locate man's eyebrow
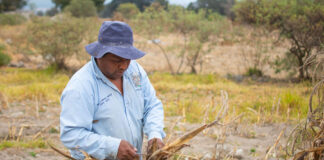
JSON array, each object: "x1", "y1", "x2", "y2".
[
  {"x1": 111, "y1": 57, "x2": 126, "y2": 61},
  {"x1": 111, "y1": 56, "x2": 129, "y2": 61}
]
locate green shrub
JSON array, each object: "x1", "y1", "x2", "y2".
[
  {"x1": 0, "y1": 45, "x2": 11, "y2": 67},
  {"x1": 115, "y1": 3, "x2": 140, "y2": 20},
  {"x1": 29, "y1": 152, "x2": 37, "y2": 157},
  {"x1": 27, "y1": 15, "x2": 95, "y2": 70},
  {"x1": 45, "y1": 7, "x2": 59, "y2": 17},
  {"x1": 0, "y1": 0, "x2": 27, "y2": 12},
  {"x1": 64, "y1": 0, "x2": 97, "y2": 18},
  {"x1": 132, "y1": 5, "x2": 225, "y2": 74},
  {"x1": 167, "y1": 8, "x2": 223, "y2": 74},
  {"x1": 246, "y1": 67, "x2": 263, "y2": 77},
  {"x1": 234, "y1": 0, "x2": 324, "y2": 80},
  {"x1": 0, "y1": 53, "x2": 10, "y2": 66},
  {"x1": 132, "y1": 3, "x2": 168, "y2": 39},
  {"x1": 279, "y1": 91, "x2": 308, "y2": 119},
  {"x1": 281, "y1": 91, "x2": 304, "y2": 109},
  {"x1": 0, "y1": 13, "x2": 26, "y2": 25}
]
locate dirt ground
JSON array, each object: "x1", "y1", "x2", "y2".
[
  {"x1": 0, "y1": 100, "x2": 294, "y2": 160},
  {"x1": 134, "y1": 34, "x2": 289, "y2": 79}
]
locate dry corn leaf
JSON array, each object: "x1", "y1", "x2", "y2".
[{"x1": 149, "y1": 120, "x2": 220, "y2": 160}]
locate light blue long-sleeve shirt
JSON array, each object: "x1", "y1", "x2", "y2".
[{"x1": 60, "y1": 57, "x2": 166, "y2": 160}]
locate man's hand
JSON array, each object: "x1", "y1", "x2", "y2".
[
  {"x1": 147, "y1": 138, "x2": 165, "y2": 159},
  {"x1": 147, "y1": 138, "x2": 164, "y2": 152},
  {"x1": 117, "y1": 140, "x2": 139, "y2": 160}
]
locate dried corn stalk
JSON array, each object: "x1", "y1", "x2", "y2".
[
  {"x1": 148, "y1": 119, "x2": 221, "y2": 160},
  {"x1": 48, "y1": 141, "x2": 94, "y2": 160},
  {"x1": 287, "y1": 78, "x2": 324, "y2": 159},
  {"x1": 50, "y1": 120, "x2": 221, "y2": 160}
]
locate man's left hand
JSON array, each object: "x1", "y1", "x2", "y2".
[{"x1": 147, "y1": 138, "x2": 164, "y2": 151}]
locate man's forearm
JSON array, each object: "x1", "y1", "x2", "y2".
[
  {"x1": 143, "y1": 99, "x2": 166, "y2": 140},
  {"x1": 60, "y1": 126, "x2": 121, "y2": 160}
]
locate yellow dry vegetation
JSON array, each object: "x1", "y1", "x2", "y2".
[{"x1": 0, "y1": 68, "x2": 312, "y2": 123}]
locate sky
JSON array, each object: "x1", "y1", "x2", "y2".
[{"x1": 24, "y1": 0, "x2": 196, "y2": 11}]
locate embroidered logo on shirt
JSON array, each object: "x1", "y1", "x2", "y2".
[
  {"x1": 131, "y1": 73, "x2": 141, "y2": 88},
  {"x1": 99, "y1": 93, "x2": 112, "y2": 106}
]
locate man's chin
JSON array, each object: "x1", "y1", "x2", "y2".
[
  {"x1": 117, "y1": 72, "x2": 124, "y2": 77},
  {"x1": 108, "y1": 73, "x2": 124, "y2": 80}
]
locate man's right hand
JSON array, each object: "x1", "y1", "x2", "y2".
[{"x1": 117, "y1": 140, "x2": 139, "y2": 160}]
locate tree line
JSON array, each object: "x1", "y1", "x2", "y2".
[
  {"x1": 0, "y1": 0, "x2": 236, "y2": 18},
  {"x1": 0, "y1": 0, "x2": 323, "y2": 80}
]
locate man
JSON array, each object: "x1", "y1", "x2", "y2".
[{"x1": 60, "y1": 21, "x2": 165, "y2": 160}]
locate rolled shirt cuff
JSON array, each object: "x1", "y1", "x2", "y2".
[
  {"x1": 103, "y1": 136, "x2": 121, "y2": 160},
  {"x1": 148, "y1": 131, "x2": 162, "y2": 141}
]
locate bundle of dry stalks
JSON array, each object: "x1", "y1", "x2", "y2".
[
  {"x1": 286, "y1": 78, "x2": 324, "y2": 159},
  {"x1": 48, "y1": 119, "x2": 228, "y2": 160},
  {"x1": 147, "y1": 119, "x2": 223, "y2": 160}
]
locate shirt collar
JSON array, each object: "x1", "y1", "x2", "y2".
[{"x1": 91, "y1": 56, "x2": 106, "y2": 80}]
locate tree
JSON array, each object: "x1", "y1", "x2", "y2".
[
  {"x1": 189, "y1": 0, "x2": 235, "y2": 19},
  {"x1": 64, "y1": 0, "x2": 97, "y2": 18},
  {"x1": 52, "y1": 0, "x2": 69, "y2": 10},
  {"x1": 170, "y1": 9, "x2": 220, "y2": 74},
  {"x1": 131, "y1": 3, "x2": 175, "y2": 73},
  {"x1": 234, "y1": 0, "x2": 324, "y2": 80},
  {"x1": 27, "y1": 15, "x2": 90, "y2": 70},
  {"x1": 114, "y1": 3, "x2": 140, "y2": 20},
  {"x1": 36, "y1": 10, "x2": 44, "y2": 16},
  {"x1": 133, "y1": 0, "x2": 153, "y2": 11},
  {"x1": 52, "y1": 0, "x2": 105, "y2": 11},
  {"x1": 155, "y1": 0, "x2": 168, "y2": 10},
  {"x1": 100, "y1": 0, "x2": 153, "y2": 17},
  {"x1": 0, "y1": 0, "x2": 26, "y2": 12},
  {"x1": 46, "y1": 7, "x2": 59, "y2": 16},
  {"x1": 132, "y1": 5, "x2": 222, "y2": 74}
]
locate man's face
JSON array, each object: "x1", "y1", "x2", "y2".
[{"x1": 96, "y1": 53, "x2": 131, "y2": 80}]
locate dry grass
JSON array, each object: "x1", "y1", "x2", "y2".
[
  {"x1": 150, "y1": 73, "x2": 311, "y2": 123},
  {"x1": 0, "y1": 67, "x2": 310, "y2": 159},
  {"x1": 0, "y1": 67, "x2": 69, "y2": 103},
  {"x1": 0, "y1": 139, "x2": 46, "y2": 150},
  {"x1": 0, "y1": 68, "x2": 311, "y2": 124}
]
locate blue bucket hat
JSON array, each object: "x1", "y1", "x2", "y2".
[{"x1": 85, "y1": 21, "x2": 145, "y2": 59}]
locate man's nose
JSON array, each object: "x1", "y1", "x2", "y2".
[{"x1": 119, "y1": 60, "x2": 130, "y2": 70}]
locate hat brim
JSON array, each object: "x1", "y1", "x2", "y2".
[{"x1": 85, "y1": 41, "x2": 145, "y2": 60}]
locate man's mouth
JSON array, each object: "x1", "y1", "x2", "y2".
[{"x1": 117, "y1": 70, "x2": 125, "y2": 74}]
